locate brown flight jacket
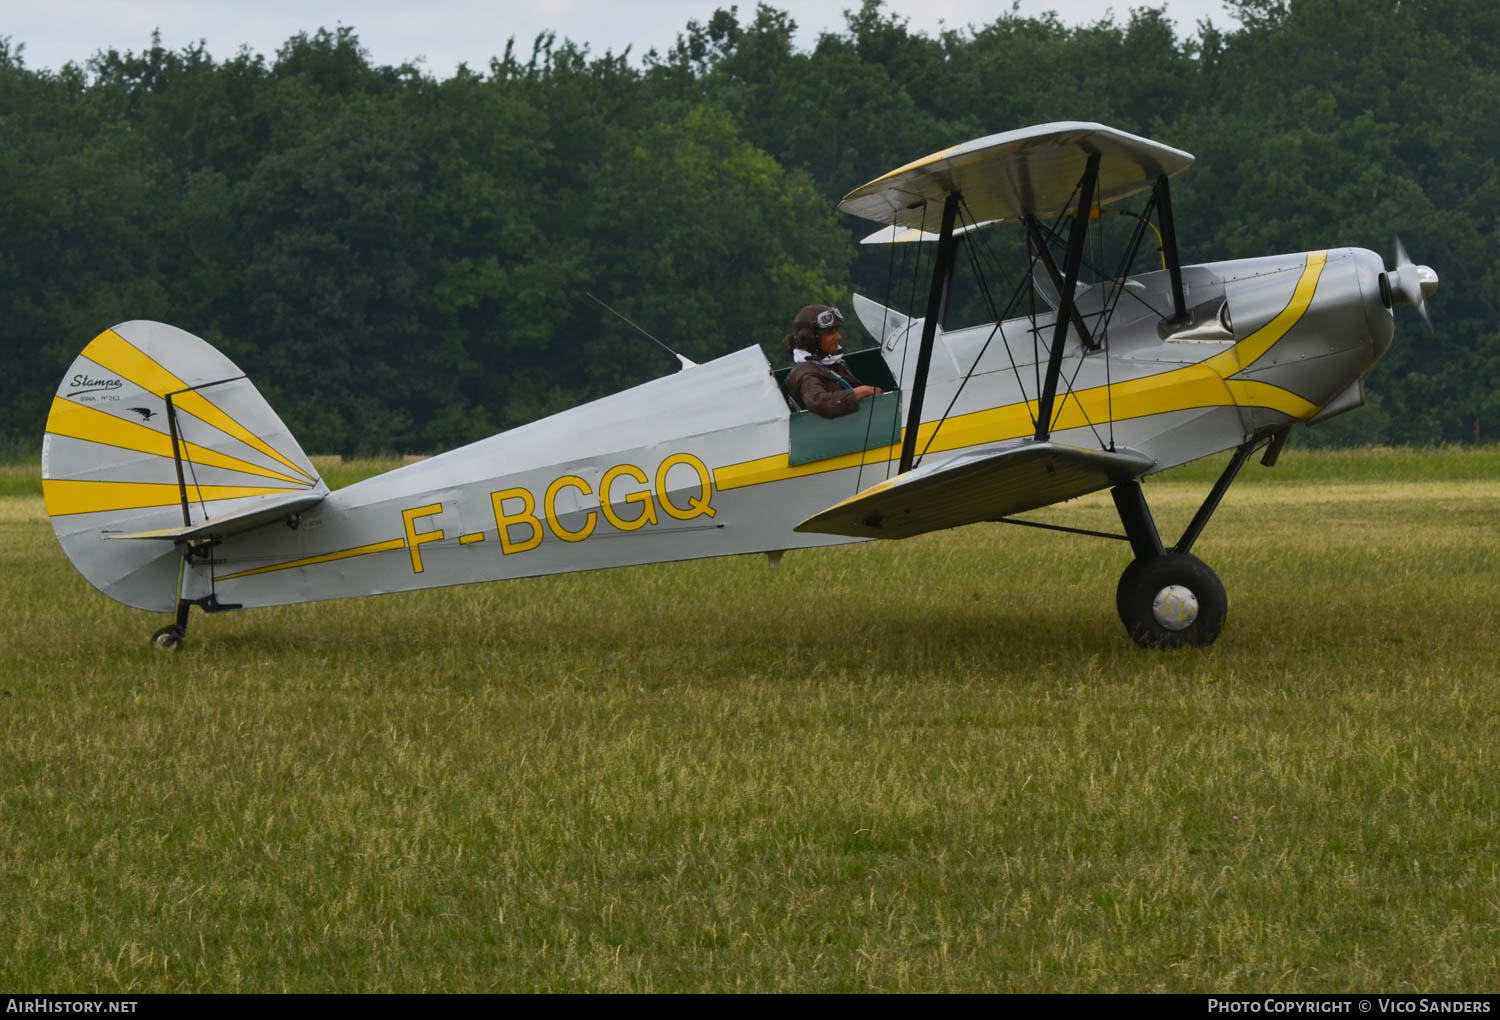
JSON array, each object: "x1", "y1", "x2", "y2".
[{"x1": 786, "y1": 359, "x2": 863, "y2": 418}]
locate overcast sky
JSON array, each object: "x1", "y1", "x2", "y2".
[{"x1": 6, "y1": 1, "x2": 1240, "y2": 77}]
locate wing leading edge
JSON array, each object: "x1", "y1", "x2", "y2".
[
  {"x1": 839, "y1": 121, "x2": 1194, "y2": 230},
  {"x1": 794, "y1": 440, "x2": 1155, "y2": 540}
]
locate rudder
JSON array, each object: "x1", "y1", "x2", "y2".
[{"x1": 42, "y1": 320, "x2": 326, "y2": 612}]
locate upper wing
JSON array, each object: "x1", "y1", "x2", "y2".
[
  {"x1": 839, "y1": 121, "x2": 1194, "y2": 231},
  {"x1": 794, "y1": 440, "x2": 1154, "y2": 540}
]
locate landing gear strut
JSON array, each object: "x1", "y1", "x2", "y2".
[
  {"x1": 150, "y1": 599, "x2": 192, "y2": 653},
  {"x1": 1110, "y1": 437, "x2": 1274, "y2": 648}
]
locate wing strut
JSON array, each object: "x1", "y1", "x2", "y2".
[
  {"x1": 1154, "y1": 175, "x2": 1188, "y2": 324},
  {"x1": 1022, "y1": 216, "x2": 1096, "y2": 351},
  {"x1": 165, "y1": 394, "x2": 193, "y2": 528},
  {"x1": 898, "y1": 192, "x2": 962, "y2": 474},
  {"x1": 1034, "y1": 153, "x2": 1099, "y2": 442}
]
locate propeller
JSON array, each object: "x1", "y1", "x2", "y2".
[{"x1": 1386, "y1": 236, "x2": 1440, "y2": 331}]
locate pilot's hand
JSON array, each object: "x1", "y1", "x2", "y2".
[{"x1": 854, "y1": 385, "x2": 882, "y2": 399}]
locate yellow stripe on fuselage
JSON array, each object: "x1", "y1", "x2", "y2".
[
  {"x1": 1205, "y1": 251, "x2": 1327, "y2": 378},
  {"x1": 79, "y1": 329, "x2": 316, "y2": 483},
  {"x1": 43, "y1": 479, "x2": 302, "y2": 517},
  {"x1": 717, "y1": 253, "x2": 1327, "y2": 492},
  {"x1": 1222, "y1": 379, "x2": 1319, "y2": 419},
  {"x1": 210, "y1": 257, "x2": 1330, "y2": 585},
  {"x1": 214, "y1": 538, "x2": 406, "y2": 581},
  {"x1": 45, "y1": 398, "x2": 310, "y2": 486}
]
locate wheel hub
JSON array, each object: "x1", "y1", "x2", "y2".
[{"x1": 1151, "y1": 585, "x2": 1199, "y2": 631}]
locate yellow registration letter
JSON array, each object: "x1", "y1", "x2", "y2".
[
  {"x1": 544, "y1": 475, "x2": 597, "y2": 542},
  {"x1": 655, "y1": 453, "x2": 716, "y2": 521},
  {"x1": 599, "y1": 464, "x2": 657, "y2": 532},
  {"x1": 401, "y1": 503, "x2": 446, "y2": 574},
  {"x1": 491, "y1": 487, "x2": 543, "y2": 555}
]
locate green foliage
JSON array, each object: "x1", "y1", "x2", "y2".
[{"x1": 3, "y1": 1, "x2": 1498, "y2": 451}]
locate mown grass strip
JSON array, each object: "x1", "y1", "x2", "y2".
[{"x1": 1, "y1": 447, "x2": 1496, "y2": 991}]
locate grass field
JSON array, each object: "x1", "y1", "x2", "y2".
[{"x1": 2, "y1": 447, "x2": 1498, "y2": 991}]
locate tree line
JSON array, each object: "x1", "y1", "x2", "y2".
[{"x1": 3, "y1": 0, "x2": 1497, "y2": 455}]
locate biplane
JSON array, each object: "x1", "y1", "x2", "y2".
[{"x1": 42, "y1": 122, "x2": 1437, "y2": 650}]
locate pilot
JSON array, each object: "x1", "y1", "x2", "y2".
[{"x1": 784, "y1": 304, "x2": 883, "y2": 418}]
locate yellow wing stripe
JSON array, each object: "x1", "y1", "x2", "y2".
[
  {"x1": 865, "y1": 141, "x2": 966, "y2": 188},
  {"x1": 45, "y1": 398, "x2": 309, "y2": 486},
  {"x1": 80, "y1": 329, "x2": 316, "y2": 483},
  {"x1": 215, "y1": 538, "x2": 407, "y2": 581},
  {"x1": 43, "y1": 479, "x2": 302, "y2": 517}
]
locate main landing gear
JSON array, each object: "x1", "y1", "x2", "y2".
[{"x1": 1110, "y1": 436, "x2": 1278, "y2": 649}]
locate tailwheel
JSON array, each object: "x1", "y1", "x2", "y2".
[
  {"x1": 150, "y1": 625, "x2": 185, "y2": 653},
  {"x1": 1116, "y1": 552, "x2": 1226, "y2": 649}
]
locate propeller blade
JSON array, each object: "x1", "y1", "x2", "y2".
[{"x1": 1387, "y1": 236, "x2": 1439, "y2": 333}]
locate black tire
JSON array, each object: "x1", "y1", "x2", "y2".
[
  {"x1": 150, "y1": 625, "x2": 185, "y2": 652},
  {"x1": 1116, "y1": 552, "x2": 1227, "y2": 649}
]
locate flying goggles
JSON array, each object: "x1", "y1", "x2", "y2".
[{"x1": 814, "y1": 307, "x2": 843, "y2": 330}]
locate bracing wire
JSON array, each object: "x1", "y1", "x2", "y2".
[
  {"x1": 856, "y1": 207, "x2": 907, "y2": 494},
  {"x1": 1032, "y1": 213, "x2": 1171, "y2": 323},
  {"x1": 1047, "y1": 188, "x2": 1163, "y2": 447},
  {"x1": 964, "y1": 195, "x2": 1043, "y2": 428},
  {"x1": 883, "y1": 200, "x2": 930, "y2": 481},
  {"x1": 185, "y1": 447, "x2": 208, "y2": 523},
  {"x1": 1051, "y1": 341, "x2": 1108, "y2": 449},
  {"x1": 1097, "y1": 193, "x2": 1164, "y2": 451},
  {"x1": 1046, "y1": 169, "x2": 1110, "y2": 447},
  {"x1": 915, "y1": 199, "x2": 1040, "y2": 465}
]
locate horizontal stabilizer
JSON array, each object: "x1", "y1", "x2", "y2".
[
  {"x1": 105, "y1": 490, "x2": 327, "y2": 542},
  {"x1": 795, "y1": 440, "x2": 1154, "y2": 540}
]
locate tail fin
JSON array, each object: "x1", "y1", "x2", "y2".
[{"x1": 42, "y1": 320, "x2": 326, "y2": 611}]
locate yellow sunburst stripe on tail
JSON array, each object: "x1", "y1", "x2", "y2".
[
  {"x1": 79, "y1": 328, "x2": 193, "y2": 400},
  {"x1": 45, "y1": 398, "x2": 310, "y2": 486},
  {"x1": 215, "y1": 538, "x2": 407, "y2": 581},
  {"x1": 43, "y1": 479, "x2": 302, "y2": 517},
  {"x1": 79, "y1": 329, "x2": 317, "y2": 484},
  {"x1": 171, "y1": 389, "x2": 315, "y2": 483}
]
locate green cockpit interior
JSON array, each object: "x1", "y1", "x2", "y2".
[{"x1": 773, "y1": 347, "x2": 902, "y2": 467}]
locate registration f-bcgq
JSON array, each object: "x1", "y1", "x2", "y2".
[{"x1": 42, "y1": 122, "x2": 1438, "y2": 650}]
